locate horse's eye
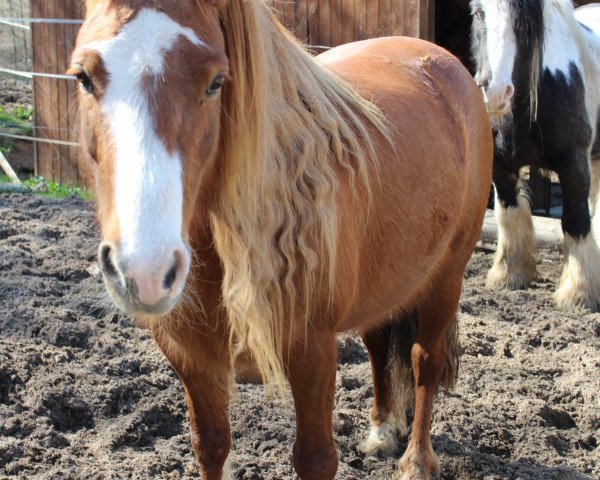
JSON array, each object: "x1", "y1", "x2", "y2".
[
  {"x1": 77, "y1": 71, "x2": 95, "y2": 95},
  {"x1": 206, "y1": 74, "x2": 225, "y2": 97}
]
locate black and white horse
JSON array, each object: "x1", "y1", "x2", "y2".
[{"x1": 471, "y1": 0, "x2": 600, "y2": 310}]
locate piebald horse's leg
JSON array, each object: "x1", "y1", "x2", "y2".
[
  {"x1": 588, "y1": 156, "x2": 600, "y2": 221},
  {"x1": 153, "y1": 328, "x2": 233, "y2": 480},
  {"x1": 487, "y1": 164, "x2": 538, "y2": 289},
  {"x1": 286, "y1": 329, "x2": 338, "y2": 480},
  {"x1": 555, "y1": 156, "x2": 600, "y2": 311},
  {"x1": 399, "y1": 278, "x2": 461, "y2": 480},
  {"x1": 360, "y1": 319, "x2": 414, "y2": 456}
]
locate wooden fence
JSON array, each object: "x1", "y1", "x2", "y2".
[
  {"x1": 274, "y1": 0, "x2": 434, "y2": 46},
  {"x1": 30, "y1": 0, "x2": 84, "y2": 185},
  {"x1": 30, "y1": 0, "x2": 434, "y2": 186}
]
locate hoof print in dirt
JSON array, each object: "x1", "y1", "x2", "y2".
[{"x1": 35, "y1": 388, "x2": 94, "y2": 432}]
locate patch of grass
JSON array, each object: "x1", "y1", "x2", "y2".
[
  {"x1": 0, "y1": 105, "x2": 33, "y2": 136},
  {"x1": 0, "y1": 175, "x2": 93, "y2": 201},
  {"x1": 0, "y1": 105, "x2": 34, "y2": 155}
]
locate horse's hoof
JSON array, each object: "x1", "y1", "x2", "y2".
[
  {"x1": 397, "y1": 445, "x2": 440, "y2": 480},
  {"x1": 554, "y1": 287, "x2": 600, "y2": 312},
  {"x1": 486, "y1": 263, "x2": 538, "y2": 290}
]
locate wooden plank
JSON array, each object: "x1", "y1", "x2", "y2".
[
  {"x1": 285, "y1": 0, "x2": 297, "y2": 34},
  {"x1": 318, "y1": 0, "x2": 331, "y2": 46},
  {"x1": 330, "y1": 0, "x2": 343, "y2": 46},
  {"x1": 65, "y1": 22, "x2": 81, "y2": 186},
  {"x1": 428, "y1": 0, "x2": 435, "y2": 41},
  {"x1": 403, "y1": 0, "x2": 419, "y2": 37},
  {"x1": 30, "y1": 0, "x2": 82, "y2": 185},
  {"x1": 307, "y1": 0, "x2": 319, "y2": 45},
  {"x1": 419, "y1": 0, "x2": 429, "y2": 40},
  {"x1": 378, "y1": 0, "x2": 392, "y2": 37},
  {"x1": 392, "y1": 0, "x2": 404, "y2": 36},
  {"x1": 295, "y1": 0, "x2": 308, "y2": 41},
  {"x1": 341, "y1": 0, "x2": 355, "y2": 44},
  {"x1": 354, "y1": 0, "x2": 367, "y2": 41},
  {"x1": 54, "y1": 0, "x2": 68, "y2": 184},
  {"x1": 31, "y1": 0, "x2": 53, "y2": 180},
  {"x1": 366, "y1": 0, "x2": 379, "y2": 39}
]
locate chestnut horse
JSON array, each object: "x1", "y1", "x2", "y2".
[{"x1": 70, "y1": 0, "x2": 492, "y2": 478}]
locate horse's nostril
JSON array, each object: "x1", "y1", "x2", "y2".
[
  {"x1": 163, "y1": 262, "x2": 178, "y2": 291},
  {"x1": 99, "y1": 242, "x2": 119, "y2": 278},
  {"x1": 163, "y1": 251, "x2": 182, "y2": 291}
]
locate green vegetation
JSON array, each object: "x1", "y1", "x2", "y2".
[
  {"x1": 0, "y1": 174, "x2": 93, "y2": 200},
  {"x1": 0, "y1": 105, "x2": 34, "y2": 155},
  {"x1": 0, "y1": 105, "x2": 33, "y2": 136}
]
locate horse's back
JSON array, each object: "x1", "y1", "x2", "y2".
[
  {"x1": 318, "y1": 36, "x2": 492, "y2": 330},
  {"x1": 318, "y1": 36, "x2": 491, "y2": 193},
  {"x1": 575, "y1": 3, "x2": 600, "y2": 36}
]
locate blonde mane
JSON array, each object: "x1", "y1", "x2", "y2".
[{"x1": 204, "y1": 0, "x2": 388, "y2": 391}]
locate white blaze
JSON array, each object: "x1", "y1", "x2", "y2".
[
  {"x1": 82, "y1": 9, "x2": 205, "y2": 268},
  {"x1": 481, "y1": 0, "x2": 516, "y2": 96}
]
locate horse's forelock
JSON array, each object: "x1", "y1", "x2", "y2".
[{"x1": 509, "y1": 0, "x2": 544, "y2": 120}]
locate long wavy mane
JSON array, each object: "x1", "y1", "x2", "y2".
[{"x1": 204, "y1": 0, "x2": 388, "y2": 391}]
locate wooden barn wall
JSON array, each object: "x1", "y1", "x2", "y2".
[
  {"x1": 274, "y1": 0, "x2": 434, "y2": 47},
  {"x1": 30, "y1": 0, "x2": 84, "y2": 186},
  {"x1": 30, "y1": 0, "x2": 433, "y2": 186}
]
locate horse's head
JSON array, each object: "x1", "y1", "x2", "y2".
[
  {"x1": 470, "y1": 0, "x2": 516, "y2": 116},
  {"x1": 70, "y1": 0, "x2": 227, "y2": 316},
  {"x1": 470, "y1": 0, "x2": 544, "y2": 119}
]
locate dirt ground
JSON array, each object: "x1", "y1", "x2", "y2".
[{"x1": 0, "y1": 193, "x2": 598, "y2": 480}]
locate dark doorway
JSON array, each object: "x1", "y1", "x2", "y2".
[{"x1": 435, "y1": 0, "x2": 473, "y2": 72}]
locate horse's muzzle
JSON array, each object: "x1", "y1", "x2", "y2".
[{"x1": 98, "y1": 240, "x2": 190, "y2": 317}]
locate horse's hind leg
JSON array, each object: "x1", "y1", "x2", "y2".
[
  {"x1": 487, "y1": 163, "x2": 538, "y2": 289},
  {"x1": 360, "y1": 313, "x2": 417, "y2": 456},
  {"x1": 555, "y1": 156, "x2": 600, "y2": 310},
  {"x1": 286, "y1": 328, "x2": 338, "y2": 480},
  {"x1": 399, "y1": 276, "x2": 461, "y2": 480}
]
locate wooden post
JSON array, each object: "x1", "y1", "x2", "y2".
[
  {"x1": 0, "y1": 150, "x2": 21, "y2": 184},
  {"x1": 30, "y1": 0, "x2": 83, "y2": 186}
]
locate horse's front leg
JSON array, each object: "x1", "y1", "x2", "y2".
[
  {"x1": 487, "y1": 160, "x2": 538, "y2": 289},
  {"x1": 153, "y1": 325, "x2": 233, "y2": 480},
  {"x1": 555, "y1": 157, "x2": 600, "y2": 310},
  {"x1": 285, "y1": 328, "x2": 338, "y2": 480}
]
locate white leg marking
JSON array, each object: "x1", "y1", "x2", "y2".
[
  {"x1": 221, "y1": 453, "x2": 233, "y2": 480},
  {"x1": 361, "y1": 413, "x2": 407, "y2": 456},
  {"x1": 362, "y1": 359, "x2": 410, "y2": 457},
  {"x1": 555, "y1": 232, "x2": 600, "y2": 311},
  {"x1": 487, "y1": 189, "x2": 538, "y2": 289},
  {"x1": 589, "y1": 159, "x2": 600, "y2": 228}
]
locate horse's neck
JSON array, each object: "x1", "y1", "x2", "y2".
[
  {"x1": 541, "y1": 2, "x2": 600, "y2": 120},
  {"x1": 542, "y1": 3, "x2": 583, "y2": 76}
]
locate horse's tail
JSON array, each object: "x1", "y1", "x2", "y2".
[{"x1": 387, "y1": 309, "x2": 460, "y2": 408}]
